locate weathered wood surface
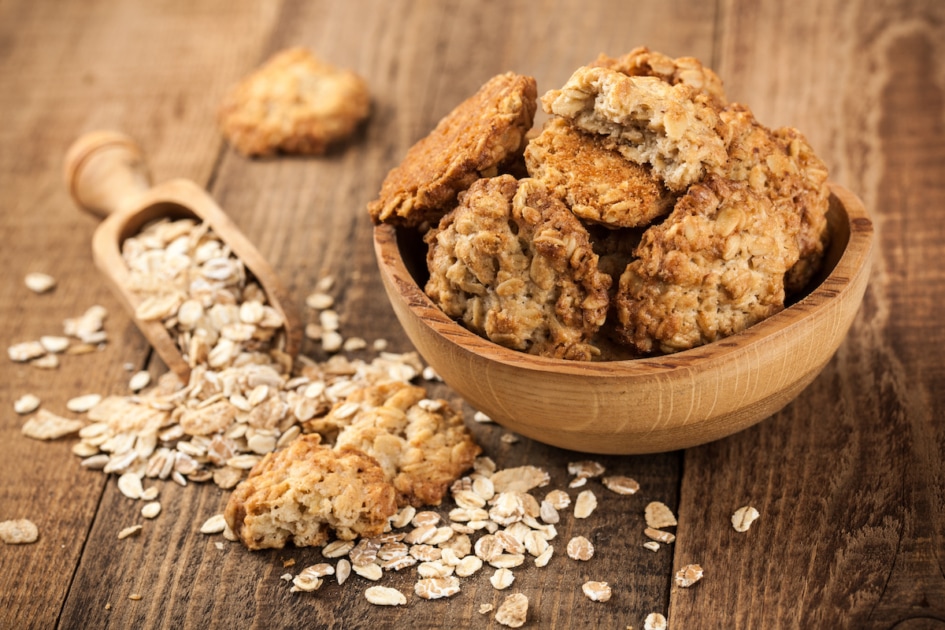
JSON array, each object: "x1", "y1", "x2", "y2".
[{"x1": 1, "y1": 1, "x2": 943, "y2": 628}]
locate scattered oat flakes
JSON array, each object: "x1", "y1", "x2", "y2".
[
  {"x1": 14, "y1": 394, "x2": 41, "y2": 415},
  {"x1": 129, "y1": 371, "x2": 151, "y2": 392},
  {"x1": 353, "y1": 563, "x2": 383, "y2": 581},
  {"x1": 675, "y1": 563, "x2": 704, "y2": 588},
  {"x1": 644, "y1": 502, "x2": 677, "y2": 529},
  {"x1": 574, "y1": 490, "x2": 598, "y2": 519},
  {"x1": 24, "y1": 272, "x2": 56, "y2": 293},
  {"x1": 495, "y1": 592, "x2": 529, "y2": 628},
  {"x1": 500, "y1": 432, "x2": 519, "y2": 444},
  {"x1": 8, "y1": 341, "x2": 46, "y2": 362},
  {"x1": 644, "y1": 612, "x2": 668, "y2": 630},
  {"x1": 479, "y1": 603, "x2": 494, "y2": 614},
  {"x1": 732, "y1": 505, "x2": 760, "y2": 532},
  {"x1": 21, "y1": 409, "x2": 84, "y2": 440},
  {"x1": 472, "y1": 411, "x2": 493, "y2": 423},
  {"x1": 491, "y1": 466, "x2": 550, "y2": 493},
  {"x1": 31, "y1": 354, "x2": 59, "y2": 370},
  {"x1": 40, "y1": 336, "x2": 70, "y2": 354},
  {"x1": 66, "y1": 394, "x2": 102, "y2": 413},
  {"x1": 582, "y1": 580, "x2": 612, "y2": 602},
  {"x1": 567, "y1": 535, "x2": 594, "y2": 561},
  {"x1": 128, "y1": 593, "x2": 142, "y2": 601},
  {"x1": 414, "y1": 576, "x2": 461, "y2": 600},
  {"x1": 200, "y1": 514, "x2": 227, "y2": 534},
  {"x1": 602, "y1": 475, "x2": 640, "y2": 495},
  {"x1": 365, "y1": 585, "x2": 407, "y2": 606},
  {"x1": 336, "y1": 558, "x2": 352, "y2": 585},
  {"x1": 643, "y1": 541, "x2": 661, "y2": 552},
  {"x1": 305, "y1": 292, "x2": 334, "y2": 310},
  {"x1": 321, "y1": 330, "x2": 343, "y2": 353},
  {"x1": 141, "y1": 502, "x2": 162, "y2": 519},
  {"x1": 644, "y1": 528, "x2": 676, "y2": 544},
  {"x1": 117, "y1": 472, "x2": 144, "y2": 499},
  {"x1": 343, "y1": 337, "x2": 367, "y2": 352},
  {"x1": 490, "y1": 567, "x2": 515, "y2": 590},
  {"x1": 118, "y1": 525, "x2": 142, "y2": 540},
  {"x1": 544, "y1": 489, "x2": 570, "y2": 510},
  {"x1": 0, "y1": 519, "x2": 39, "y2": 544}
]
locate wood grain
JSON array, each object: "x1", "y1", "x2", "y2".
[
  {"x1": 671, "y1": 1, "x2": 945, "y2": 628},
  {"x1": 1, "y1": 0, "x2": 943, "y2": 628}
]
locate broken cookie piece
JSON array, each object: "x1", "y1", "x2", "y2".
[
  {"x1": 218, "y1": 47, "x2": 370, "y2": 157},
  {"x1": 525, "y1": 117, "x2": 676, "y2": 228},
  {"x1": 541, "y1": 66, "x2": 727, "y2": 192},
  {"x1": 425, "y1": 175, "x2": 611, "y2": 360},
  {"x1": 321, "y1": 381, "x2": 481, "y2": 507},
  {"x1": 224, "y1": 435, "x2": 396, "y2": 550},
  {"x1": 368, "y1": 72, "x2": 538, "y2": 228}
]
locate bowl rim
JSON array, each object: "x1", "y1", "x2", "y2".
[{"x1": 374, "y1": 182, "x2": 874, "y2": 377}]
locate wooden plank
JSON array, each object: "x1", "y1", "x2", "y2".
[
  {"x1": 51, "y1": 1, "x2": 718, "y2": 627},
  {"x1": 671, "y1": 0, "x2": 945, "y2": 627},
  {"x1": 0, "y1": 1, "x2": 283, "y2": 628}
]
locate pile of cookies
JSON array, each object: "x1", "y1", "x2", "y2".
[{"x1": 369, "y1": 48, "x2": 830, "y2": 358}]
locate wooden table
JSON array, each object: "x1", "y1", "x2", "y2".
[{"x1": 2, "y1": 1, "x2": 943, "y2": 628}]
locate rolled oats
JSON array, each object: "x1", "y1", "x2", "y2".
[
  {"x1": 352, "y1": 562, "x2": 383, "y2": 581},
  {"x1": 455, "y1": 555, "x2": 483, "y2": 577},
  {"x1": 644, "y1": 613, "x2": 668, "y2": 630},
  {"x1": 643, "y1": 541, "x2": 661, "y2": 552},
  {"x1": 336, "y1": 558, "x2": 352, "y2": 585},
  {"x1": 117, "y1": 472, "x2": 144, "y2": 499},
  {"x1": 24, "y1": 272, "x2": 56, "y2": 293},
  {"x1": 117, "y1": 525, "x2": 142, "y2": 540},
  {"x1": 0, "y1": 519, "x2": 39, "y2": 544},
  {"x1": 14, "y1": 394, "x2": 41, "y2": 415},
  {"x1": 22, "y1": 409, "x2": 84, "y2": 440},
  {"x1": 40, "y1": 336, "x2": 70, "y2": 354},
  {"x1": 644, "y1": 528, "x2": 676, "y2": 544},
  {"x1": 8, "y1": 341, "x2": 46, "y2": 362},
  {"x1": 490, "y1": 567, "x2": 515, "y2": 590},
  {"x1": 141, "y1": 502, "x2": 162, "y2": 519},
  {"x1": 472, "y1": 411, "x2": 493, "y2": 423},
  {"x1": 414, "y1": 576, "x2": 461, "y2": 600},
  {"x1": 544, "y1": 489, "x2": 570, "y2": 510},
  {"x1": 645, "y1": 502, "x2": 677, "y2": 529},
  {"x1": 534, "y1": 545, "x2": 554, "y2": 567},
  {"x1": 479, "y1": 603, "x2": 494, "y2": 614},
  {"x1": 365, "y1": 585, "x2": 406, "y2": 606},
  {"x1": 200, "y1": 514, "x2": 227, "y2": 534},
  {"x1": 417, "y1": 560, "x2": 454, "y2": 578},
  {"x1": 495, "y1": 592, "x2": 528, "y2": 628},
  {"x1": 732, "y1": 506, "x2": 760, "y2": 532},
  {"x1": 602, "y1": 475, "x2": 640, "y2": 495},
  {"x1": 567, "y1": 535, "x2": 594, "y2": 561},
  {"x1": 675, "y1": 563, "x2": 704, "y2": 588},
  {"x1": 582, "y1": 580, "x2": 612, "y2": 602},
  {"x1": 574, "y1": 490, "x2": 598, "y2": 519}
]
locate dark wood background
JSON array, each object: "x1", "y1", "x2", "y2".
[{"x1": 1, "y1": 0, "x2": 943, "y2": 628}]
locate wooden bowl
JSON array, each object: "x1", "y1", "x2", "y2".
[{"x1": 374, "y1": 184, "x2": 874, "y2": 454}]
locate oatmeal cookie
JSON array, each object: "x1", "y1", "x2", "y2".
[
  {"x1": 524, "y1": 117, "x2": 676, "y2": 228},
  {"x1": 717, "y1": 104, "x2": 830, "y2": 292},
  {"x1": 218, "y1": 47, "x2": 370, "y2": 157},
  {"x1": 322, "y1": 382, "x2": 481, "y2": 507},
  {"x1": 425, "y1": 175, "x2": 611, "y2": 360},
  {"x1": 368, "y1": 72, "x2": 538, "y2": 228},
  {"x1": 614, "y1": 176, "x2": 801, "y2": 353},
  {"x1": 541, "y1": 66, "x2": 727, "y2": 192},
  {"x1": 224, "y1": 435, "x2": 396, "y2": 550},
  {"x1": 589, "y1": 46, "x2": 728, "y2": 108}
]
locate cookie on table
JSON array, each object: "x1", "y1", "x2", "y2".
[
  {"x1": 325, "y1": 381, "x2": 482, "y2": 508},
  {"x1": 368, "y1": 72, "x2": 538, "y2": 228},
  {"x1": 524, "y1": 117, "x2": 676, "y2": 228},
  {"x1": 425, "y1": 175, "x2": 611, "y2": 361},
  {"x1": 218, "y1": 47, "x2": 370, "y2": 157},
  {"x1": 224, "y1": 435, "x2": 396, "y2": 550}
]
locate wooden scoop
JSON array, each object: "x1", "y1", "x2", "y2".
[{"x1": 64, "y1": 130, "x2": 301, "y2": 381}]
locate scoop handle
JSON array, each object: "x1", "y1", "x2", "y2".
[{"x1": 64, "y1": 131, "x2": 152, "y2": 219}]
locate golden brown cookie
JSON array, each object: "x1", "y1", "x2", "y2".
[
  {"x1": 321, "y1": 382, "x2": 481, "y2": 507},
  {"x1": 425, "y1": 175, "x2": 611, "y2": 360},
  {"x1": 218, "y1": 47, "x2": 370, "y2": 157},
  {"x1": 541, "y1": 66, "x2": 728, "y2": 192},
  {"x1": 716, "y1": 104, "x2": 830, "y2": 293},
  {"x1": 589, "y1": 47, "x2": 728, "y2": 108},
  {"x1": 368, "y1": 72, "x2": 538, "y2": 228},
  {"x1": 614, "y1": 176, "x2": 800, "y2": 354},
  {"x1": 224, "y1": 435, "x2": 396, "y2": 550},
  {"x1": 524, "y1": 117, "x2": 676, "y2": 228}
]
